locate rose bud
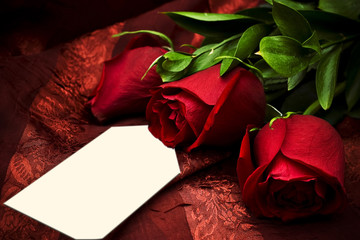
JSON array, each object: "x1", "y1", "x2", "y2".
[
  {"x1": 237, "y1": 115, "x2": 347, "y2": 221},
  {"x1": 89, "y1": 35, "x2": 167, "y2": 122},
  {"x1": 146, "y1": 64, "x2": 266, "y2": 151}
]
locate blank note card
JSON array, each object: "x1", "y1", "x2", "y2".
[{"x1": 5, "y1": 125, "x2": 180, "y2": 239}]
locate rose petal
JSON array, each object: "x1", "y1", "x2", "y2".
[
  {"x1": 242, "y1": 115, "x2": 347, "y2": 221},
  {"x1": 320, "y1": 185, "x2": 346, "y2": 215},
  {"x1": 186, "y1": 66, "x2": 265, "y2": 151},
  {"x1": 236, "y1": 126, "x2": 256, "y2": 191},
  {"x1": 315, "y1": 180, "x2": 328, "y2": 199},
  {"x1": 174, "y1": 122, "x2": 197, "y2": 146},
  {"x1": 263, "y1": 156, "x2": 346, "y2": 219},
  {"x1": 147, "y1": 89, "x2": 196, "y2": 147},
  {"x1": 268, "y1": 179, "x2": 324, "y2": 221},
  {"x1": 147, "y1": 64, "x2": 265, "y2": 151},
  {"x1": 89, "y1": 45, "x2": 166, "y2": 122},
  {"x1": 162, "y1": 90, "x2": 211, "y2": 136},
  {"x1": 254, "y1": 118, "x2": 287, "y2": 167},
  {"x1": 280, "y1": 115, "x2": 345, "y2": 186},
  {"x1": 147, "y1": 89, "x2": 165, "y2": 139},
  {"x1": 266, "y1": 153, "x2": 316, "y2": 181},
  {"x1": 242, "y1": 164, "x2": 274, "y2": 218},
  {"x1": 159, "y1": 65, "x2": 229, "y2": 106},
  {"x1": 242, "y1": 152, "x2": 346, "y2": 220},
  {"x1": 159, "y1": 103, "x2": 179, "y2": 144}
]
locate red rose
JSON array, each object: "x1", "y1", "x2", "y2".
[
  {"x1": 89, "y1": 36, "x2": 166, "y2": 122},
  {"x1": 237, "y1": 115, "x2": 347, "y2": 221},
  {"x1": 146, "y1": 64, "x2": 266, "y2": 151}
]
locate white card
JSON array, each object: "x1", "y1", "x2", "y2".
[{"x1": 4, "y1": 125, "x2": 180, "y2": 239}]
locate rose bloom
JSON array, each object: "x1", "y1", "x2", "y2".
[
  {"x1": 237, "y1": 115, "x2": 347, "y2": 221},
  {"x1": 89, "y1": 35, "x2": 166, "y2": 122},
  {"x1": 146, "y1": 64, "x2": 266, "y2": 151}
]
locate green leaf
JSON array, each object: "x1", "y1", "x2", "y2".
[
  {"x1": 161, "y1": 52, "x2": 193, "y2": 72},
  {"x1": 220, "y1": 60, "x2": 234, "y2": 76},
  {"x1": 302, "y1": 31, "x2": 321, "y2": 54},
  {"x1": 288, "y1": 68, "x2": 307, "y2": 91},
  {"x1": 262, "y1": 81, "x2": 288, "y2": 93},
  {"x1": 193, "y1": 33, "x2": 241, "y2": 56},
  {"x1": 180, "y1": 44, "x2": 197, "y2": 50},
  {"x1": 300, "y1": 10, "x2": 360, "y2": 42},
  {"x1": 156, "y1": 56, "x2": 187, "y2": 82},
  {"x1": 272, "y1": 1, "x2": 313, "y2": 43},
  {"x1": 254, "y1": 59, "x2": 285, "y2": 79},
  {"x1": 215, "y1": 56, "x2": 262, "y2": 76},
  {"x1": 162, "y1": 51, "x2": 192, "y2": 60},
  {"x1": 112, "y1": 30, "x2": 174, "y2": 50},
  {"x1": 236, "y1": 7, "x2": 274, "y2": 24},
  {"x1": 141, "y1": 55, "x2": 163, "y2": 80},
  {"x1": 318, "y1": 0, "x2": 360, "y2": 21},
  {"x1": 165, "y1": 11, "x2": 256, "y2": 21},
  {"x1": 316, "y1": 45, "x2": 342, "y2": 110},
  {"x1": 193, "y1": 43, "x2": 218, "y2": 56},
  {"x1": 308, "y1": 45, "x2": 333, "y2": 69},
  {"x1": 164, "y1": 11, "x2": 264, "y2": 37},
  {"x1": 259, "y1": 36, "x2": 314, "y2": 77},
  {"x1": 345, "y1": 42, "x2": 360, "y2": 110},
  {"x1": 263, "y1": 79, "x2": 288, "y2": 92},
  {"x1": 188, "y1": 38, "x2": 238, "y2": 74},
  {"x1": 253, "y1": 59, "x2": 289, "y2": 91},
  {"x1": 220, "y1": 24, "x2": 272, "y2": 75},
  {"x1": 265, "y1": 0, "x2": 316, "y2": 10}
]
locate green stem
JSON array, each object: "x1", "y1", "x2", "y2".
[{"x1": 303, "y1": 81, "x2": 346, "y2": 115}]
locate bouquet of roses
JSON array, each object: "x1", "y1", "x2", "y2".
[{"x1": 88, "y1": 0, "x2": 360, "y2": 221}]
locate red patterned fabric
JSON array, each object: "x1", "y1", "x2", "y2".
[{"x1": 1, "y1": 0, "x2": 360, "y2": 239}]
